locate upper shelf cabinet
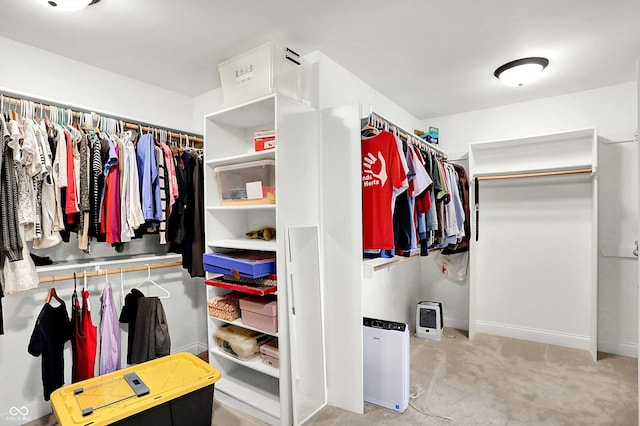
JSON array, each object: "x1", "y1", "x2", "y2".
[{"x1": 469, "y1": 128, "x2": 597, "y2": 178}]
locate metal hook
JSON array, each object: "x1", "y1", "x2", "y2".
[{"x1": 634, "y1": 240, "x2": 638, "y2": 257}]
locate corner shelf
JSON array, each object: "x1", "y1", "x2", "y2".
[{"x1": 205, "y1": 149, "x2": 276, "y2": 168}]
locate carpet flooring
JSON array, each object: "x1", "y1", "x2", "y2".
[{"x1": 26, "y1": 328, "x2": 638, "y2": 425}]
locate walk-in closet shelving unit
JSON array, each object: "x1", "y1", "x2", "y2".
[
  {"x1": 319, "y1": 104, "x2": 434, "y2": 414},
  {"x1": 204, "y1": 93, "x2": 325, "y2": 425},
  {"x1": 468, "y1": 128, "x2": 598, "y2": 360}
]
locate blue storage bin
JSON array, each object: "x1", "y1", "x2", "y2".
[{"x1": 203, "y1": 251, "x2": 276, "y2": 278}]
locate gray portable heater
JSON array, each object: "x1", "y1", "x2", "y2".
[{"x1": 416, "y1": 301, "x2": 443, "y2": 340}]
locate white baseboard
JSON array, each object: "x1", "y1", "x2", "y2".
[
  {"x1": 598, "y1": 339, "x2": 638, "y2": 358},
  {"x1": 173, "y1": 341, "x2": 208, "y2": 355},
  {"x1": 474, "y1": 320, "x2": 592, "y2": 352},
  {"x1": 443, "y1": 316, "x2": 469, "y2": 331}
]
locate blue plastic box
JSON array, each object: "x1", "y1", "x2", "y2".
[{"x1": 203, "y1": 251, "x2": 276, "y2": 278}]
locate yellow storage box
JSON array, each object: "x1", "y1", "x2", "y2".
[{"x1": 50, "y1": 352, "x2": 220, "y2": 426}]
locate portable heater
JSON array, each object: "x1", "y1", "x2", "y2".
[{"x1": 416, "y1": 301, "x2": 443, "y2": 340}]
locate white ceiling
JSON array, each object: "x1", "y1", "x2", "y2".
[{"x1": 1, "y1": 0, "x2": 639, "y2": 119}]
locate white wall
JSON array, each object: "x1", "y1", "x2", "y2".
[
  {"x1": 311, "y1": 51, "x2": 420, "y2": 132},
  {"x1": 0, "y1": 36, "x2": 209, "y2": 422},
  {"x1": 0, "y1": 36, "x2": 198, "y2": 134},
  {"x1": 192, "y1": 88, "x2": 224, "y2": 134},
  {"x1": 420, "y1": 81, "x2": 638, "y2": 357}
]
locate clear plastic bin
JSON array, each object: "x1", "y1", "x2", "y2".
[
  {"x1": 218, "y1": 42, "x2": 303, "y2": 105},
  {"x1": 214, "y1": 160, "x2": 275, "y2": 206}
]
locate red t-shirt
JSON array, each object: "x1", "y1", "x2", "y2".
[{"x1": 362, "y1": 131, "x2": 407, "y2": 250}]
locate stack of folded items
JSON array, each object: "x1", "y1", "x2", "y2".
[{"x1": 207, "y1": 292, "x2": 242, "y2": 321}]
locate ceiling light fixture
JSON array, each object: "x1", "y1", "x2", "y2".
[
  {"x1": 494, "y1": 57, "x2": 549, "y2": 87},
  {"x1": 44, "y1": 0, "x2": 100, "y2": 12}
]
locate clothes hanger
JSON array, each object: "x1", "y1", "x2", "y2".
[
  {"x1": 135, "y1": 264, "x2": 170, "y2": 299},
  {"x1": 45, "y1": 279, "x2": 64, "y2": 305},
  {"x1": 361, "y1": 116, "x2": 380, "y2": 138}
]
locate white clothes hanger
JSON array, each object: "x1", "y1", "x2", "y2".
[
  {"x1": 135, "y1": 264, "x2": 170, "y2": 299},
  {"x1": 83, "y1": 271, "x2": 93, "y2": 311}
]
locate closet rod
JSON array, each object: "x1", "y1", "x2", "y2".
[
  {"x1": 0, "y1": 92, "x2": 203, "y2": 146},
  {"x1": 477, "y1": 167, "x2": 592, "y2": 181},
  {"x1": 38, "y1": 261, "x2": 182, "y2": 284},
  {"x1": 369, "y1": 111, "x2": 448, "y2": 160}
]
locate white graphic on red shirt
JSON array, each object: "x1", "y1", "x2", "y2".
[{"x1": 362, "y1": 151, "x2": 387, "y2": 187}]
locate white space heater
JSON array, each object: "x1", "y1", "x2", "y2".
[
  {"x1": 416, "y1": 301, "x2": 443, "y2": 341},
  {"x1": 363, "y1": 317, "x2": 409, "y2": 413}
]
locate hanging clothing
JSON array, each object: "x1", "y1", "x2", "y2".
[
  {"x1": 160, "y1": 142, "x2": 179, "y2": 216},
  {"x1": 88, "y1": 134, "x2": 104, "y2": 238},
  {"x1": 119, "y1": 288, "x2": 145, "y2": 364},
  {"x1": 2, "y1": 222, "x2": 39, "y2": 294},
  {"x1": 168, "y1": 150, "x2": 190, "y2": 255},
  {"x1": 71, "y1": 289, "x2": 97, "y2": 382},
  {"x1": 190, "y1": 155, "x2": 205, "y2": 277},
  {"x1": 129, "y1": 296, "x2": 170, "y2": 364},
  {"x1": 136, "y1": 133, "x2": 162, "y2": 226},
  {"x1": 99, "y1": 282, "x2": 121, "y2": 375},
  {"x1": 28, "y1": 301, "x2": 71, "y2": 401},
  {"x1": 120, "y1": 133, "x2": 145, "y2": 242},
  {"x1": 76, "y1": 131, "x2": 90, "y2": 250},
  {"x1": 442, "y1": 164, "x2": 470, "y2": 254},
  {"x1": 155, "y1": 145, "x2": 168, "y2": 244},
  {"x1": 100, "y1": 137, "x2": 121, "y2": 243},
  {"x1": 8, "y1": 119, "x2": 36, "y2": 239},
  {"x1": 361, "y1": 130, "x2": 408, "y2": 251},
  {"x1": 64, "y1": 129, "x2": 79, "y2": 222},
  {"x1": 0, "y1": 117, "x2": 23, "y2": 263},
  {"x1": 0, "y1": 286, "x2": 4, "y2": 335}
]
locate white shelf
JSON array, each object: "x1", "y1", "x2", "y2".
[
  {"x1": 206, "y1": 204, "x2": 276, "y2": 211},
  {"x1": 362, "y1": 254, "x2": 420, "y2": 278},
  {"x1": 36, "y1": 253, "x2": 182, "y2": 273},
  {"x1": 214, "y1": 369, "x2": 281, "y2": 419},
  {"x1": 205, "y1": 149, "x2": 275, "y2": 168},
  {"x1": 210, "y1": 347, "x2": 279, "y2": 378},
  {"x1": 209, "y1": 316, "x2": 278, "y2": 338},
  {"x1": 207, "y1": 239, "x2": 276, "y2": 252},
  {"x1": 204, "y1": 94, "x2": 276, "y2": 129}
]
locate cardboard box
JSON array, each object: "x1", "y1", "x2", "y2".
[
  {"x1": 255, "y1": 136, "x2": 276, "y2": 151},
  {"x1": 239, "y1": 296, "x2": 278, "y2": 333},
  {"x1": 260, "y1": 339, "x2": 279, "y2": 369},
  {"x1": 203, "y1": 251, "x2": 276, "y2": 279}
]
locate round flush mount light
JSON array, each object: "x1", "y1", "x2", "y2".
[
  {"x1": 44, "y1": 0, "x2": 100, "y2": 12},
  {"x1": 494, "y1": 57, "x2": 549, "y2": 87}
]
